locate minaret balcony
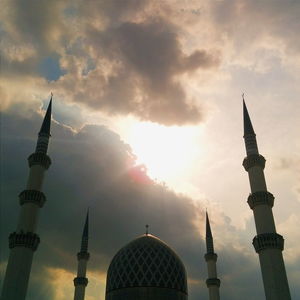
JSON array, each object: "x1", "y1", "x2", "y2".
[
  {"x1": 74, "y1": 277, "x2": 88, "y2": 286},
  {"x1": 247, "y1": 191, "x2": 274, "y2": 209},
  {"x1": 19, "y1": 190, "x2": 46, "y2": 207},
  {"x1": 9, "y1": 231, "x2": 40, "y2": 251},
  {"x1": 206, "y1": 278, "x2": 221, "y2": 287},
  {"x1": 243, "y1": 154, "x2": 266, "y2": 171},
  {"x1": 253, "y1": 233, "x2": 284, "y2": 253},
  {"x1": 28, "y1": 153, "x2": 51, "y2": 169}
]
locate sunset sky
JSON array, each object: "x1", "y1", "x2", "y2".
[{"x1": 1, "y1": 1, "x2": 300, "y2": 299}]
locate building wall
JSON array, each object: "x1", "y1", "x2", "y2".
[{"x1": 106, "y1": 287, "x2": 188, "y2": 300}]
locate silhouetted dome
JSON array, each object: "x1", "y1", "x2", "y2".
[{"x1": 106, "y1": 234, "x2": 187, "y2": 294}]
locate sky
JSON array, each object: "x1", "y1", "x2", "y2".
[{"x1": 0, "y1": 0, "x2": 300, "y2": 299}]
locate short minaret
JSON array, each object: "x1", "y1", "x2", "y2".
[
  {"x1": 242, "y1": 99, "x2": 291, "y2": 300},
  {"x1": 1, "y1": 96, "x2": 53, "y2": 300},
  {"x1": 73, "y1": 211, "x2": 90, "y2": 300},
  {"x1": 204, "y1": 212, "x2": 220, "y2": 300}
]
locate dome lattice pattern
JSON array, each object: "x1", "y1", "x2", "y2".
[{"x1": 106, "y1": 235, "x2": 187, "y2": 294}]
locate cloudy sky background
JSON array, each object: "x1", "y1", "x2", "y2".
[{"x1": 1, "y1": 0, "x2": 300, "y2": 299}]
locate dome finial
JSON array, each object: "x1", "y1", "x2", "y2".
[{"x1": 145, "y1": 224, "x2": 149, "y2": 235}]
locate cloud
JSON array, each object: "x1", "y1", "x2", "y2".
[
  {"x1": 54, "y1": 15, "x2": 219, "y2": 125},
  {"x1": 0, "y1": 0, "x2": 220, "y2": 125},
  {"x1": 1, "y1": 0, "x2": 300, "y2": 124},
  {"x1": 208, "y1": 0, "x2": 300, "y2": 65}
]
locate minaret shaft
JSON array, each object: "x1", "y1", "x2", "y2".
[
  {"x1": 77, "y1": 259, "x2": 88, "y2": 277},
  {"x1": 1, "y1": 98, "x2": 52, "y2": 300},
  {"x1": 243, "y1": 100, "x2": 291, "y2": 300},
  {"x1": 17, "y1": 203, "x2": 40, "y2": 232},
  {"x1": 27, "y1": 165, "x2": 47, "y2": 190},
  {"x1": 74, "y1": 286, "x2": 86, "y2": 300},
  {"x1": 208, "y1": 287, "x2": 220, "y2": 300},
  {"x1": 74, "y1": 259, "x2": 88, "y2": 300}
]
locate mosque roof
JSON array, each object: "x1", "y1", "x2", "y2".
[{"x1": 106, "y1": 234, "x2": 187, "y2": 294}]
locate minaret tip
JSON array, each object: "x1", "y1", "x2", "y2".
[
  {"x1": 39, "y1": 94, "x2": 52, "y2": 136},
  {"x1": 83, "y1": 210, "x2": 89, "y2": 239},
  {"x1": 242, "y1": 95, "x2": 260, "y2": 155},
  {"x1": 205, "y1": 212, "x2": 215, "y2": 254},
  {"x1": 80, "y1": 210, "x2": 89, "y2": 253},
  {"x1": 243, "y1": 96, "x2": 255, "y2": 136},
  {"x1": 206, "y1": 212, "x2": 213, "y2": 239}
]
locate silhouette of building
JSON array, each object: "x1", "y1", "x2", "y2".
[
  {"x1": 1, "y1": 97, "x2": 291, "y2": 300},
  {"x1": 1, "y1": 97, "x2": 52, "y2": 300},
  {"x1": 205, "y1": 212, "x2": 220, "y2": 300},
  {"x1": 74, "y1": 211, "x2": 90, "y2": 300},
  {"x1": 243, "y1": 99, "x2": 291, "y2": 299}
]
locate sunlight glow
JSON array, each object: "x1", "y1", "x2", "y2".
[{"x1": 127, "y1": 121, "x2": 202, "y2": 183}]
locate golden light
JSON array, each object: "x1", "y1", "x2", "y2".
[{"x1": 126, "y1": 121, "x2": 202, "y2": 183}]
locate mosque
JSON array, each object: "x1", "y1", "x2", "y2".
[{"x1": 0, "y1": 96, "x2": 291, "y2": 300}]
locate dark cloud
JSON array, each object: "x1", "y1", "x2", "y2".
[
  {"x1": 0, "y1": 0, "x2": 220, "y2": 125},
  {"x1": 5, "y1": 0, "x2": 67, "y2": 52},
  {"x1": 2, "y1": 107, "x2": 298, "y2": 299},
  {"x1": 2, "y1": 0, "x2": 300, "y2": 124},
  {"x1": 70, "y1": 18, "x2": 219, "y2": 125}
]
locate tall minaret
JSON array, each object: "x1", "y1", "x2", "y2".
[
  {"x1": 204, "y1": 212, "x2": 220, "y2": 300},
  {"x1": 242, "y1": 99, "x2": 291, "y2": 300},
  {"x1": 73, "y1": 211, "x2": 90, "y2": 300},
  {"x1": 1, "y1": 96, "x2": 53, "y2": 300}
]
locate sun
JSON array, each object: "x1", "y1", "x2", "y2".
[{"x1": 126, "y1": 121, "x2": 202, "y2": 183}]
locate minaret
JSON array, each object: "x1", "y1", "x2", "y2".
[
  {"x1": 242, "y1": 99, "x2": 291, "y2": 300},
  {"x1": 204, "y1": 212, "x2": 220, "y2": 300},
  {"x1": 73, "y1": 211, "x2": 90, "y2": 300},
  {"x1": 1, "y1": 96, "x2": 53, "y2": 300}
]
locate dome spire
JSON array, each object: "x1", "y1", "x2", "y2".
[
  {"x1": 145, "y1": 224, "x2": 149, "y2": 235},
  {"x1": 39, "y1": 93, "x2": 52, "y2": 136}
]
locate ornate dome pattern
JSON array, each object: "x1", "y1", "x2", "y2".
[{"x1": 106, "y1": 235, "x2": 187, "y2": 294}]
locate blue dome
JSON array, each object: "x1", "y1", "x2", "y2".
[{"x1": 106, "y1": 234, "x2": 187, "y2": 294}]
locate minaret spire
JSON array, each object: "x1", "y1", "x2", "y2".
[
  {"x1": 243, "y1": 96, "x2": 259, "y2": 155},
  {"x1": 39, "y1": 93, "x2": 52, "y2": 136},
  {"x1": 1, "y1": 95, "x2": 53, "y2": 300},
  {"x1": 243, "y1": 94, "x2": 255, "y2": 135},
  {"x1": 81, "y1": 210, "x2": 89, "y2": 253},
  {"x1": 204, "y1": 212, "x2": 220, "y2": 300},
  {"x1": 242, "y1": 98, "x2": 291, "y2": 300},
  {"x1": 206, "y1": 212, "x2": 214, "y2": 253},
  {"x1": 35, "y1": 95, "x2": 53, "y2": 154},
  {"x1": 73, "y1": 211, "x2": 90, "y2": 300}
]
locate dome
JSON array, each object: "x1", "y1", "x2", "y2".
[{"x1": 106, "y1": 234, "x2": 188, "y2": 297}]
